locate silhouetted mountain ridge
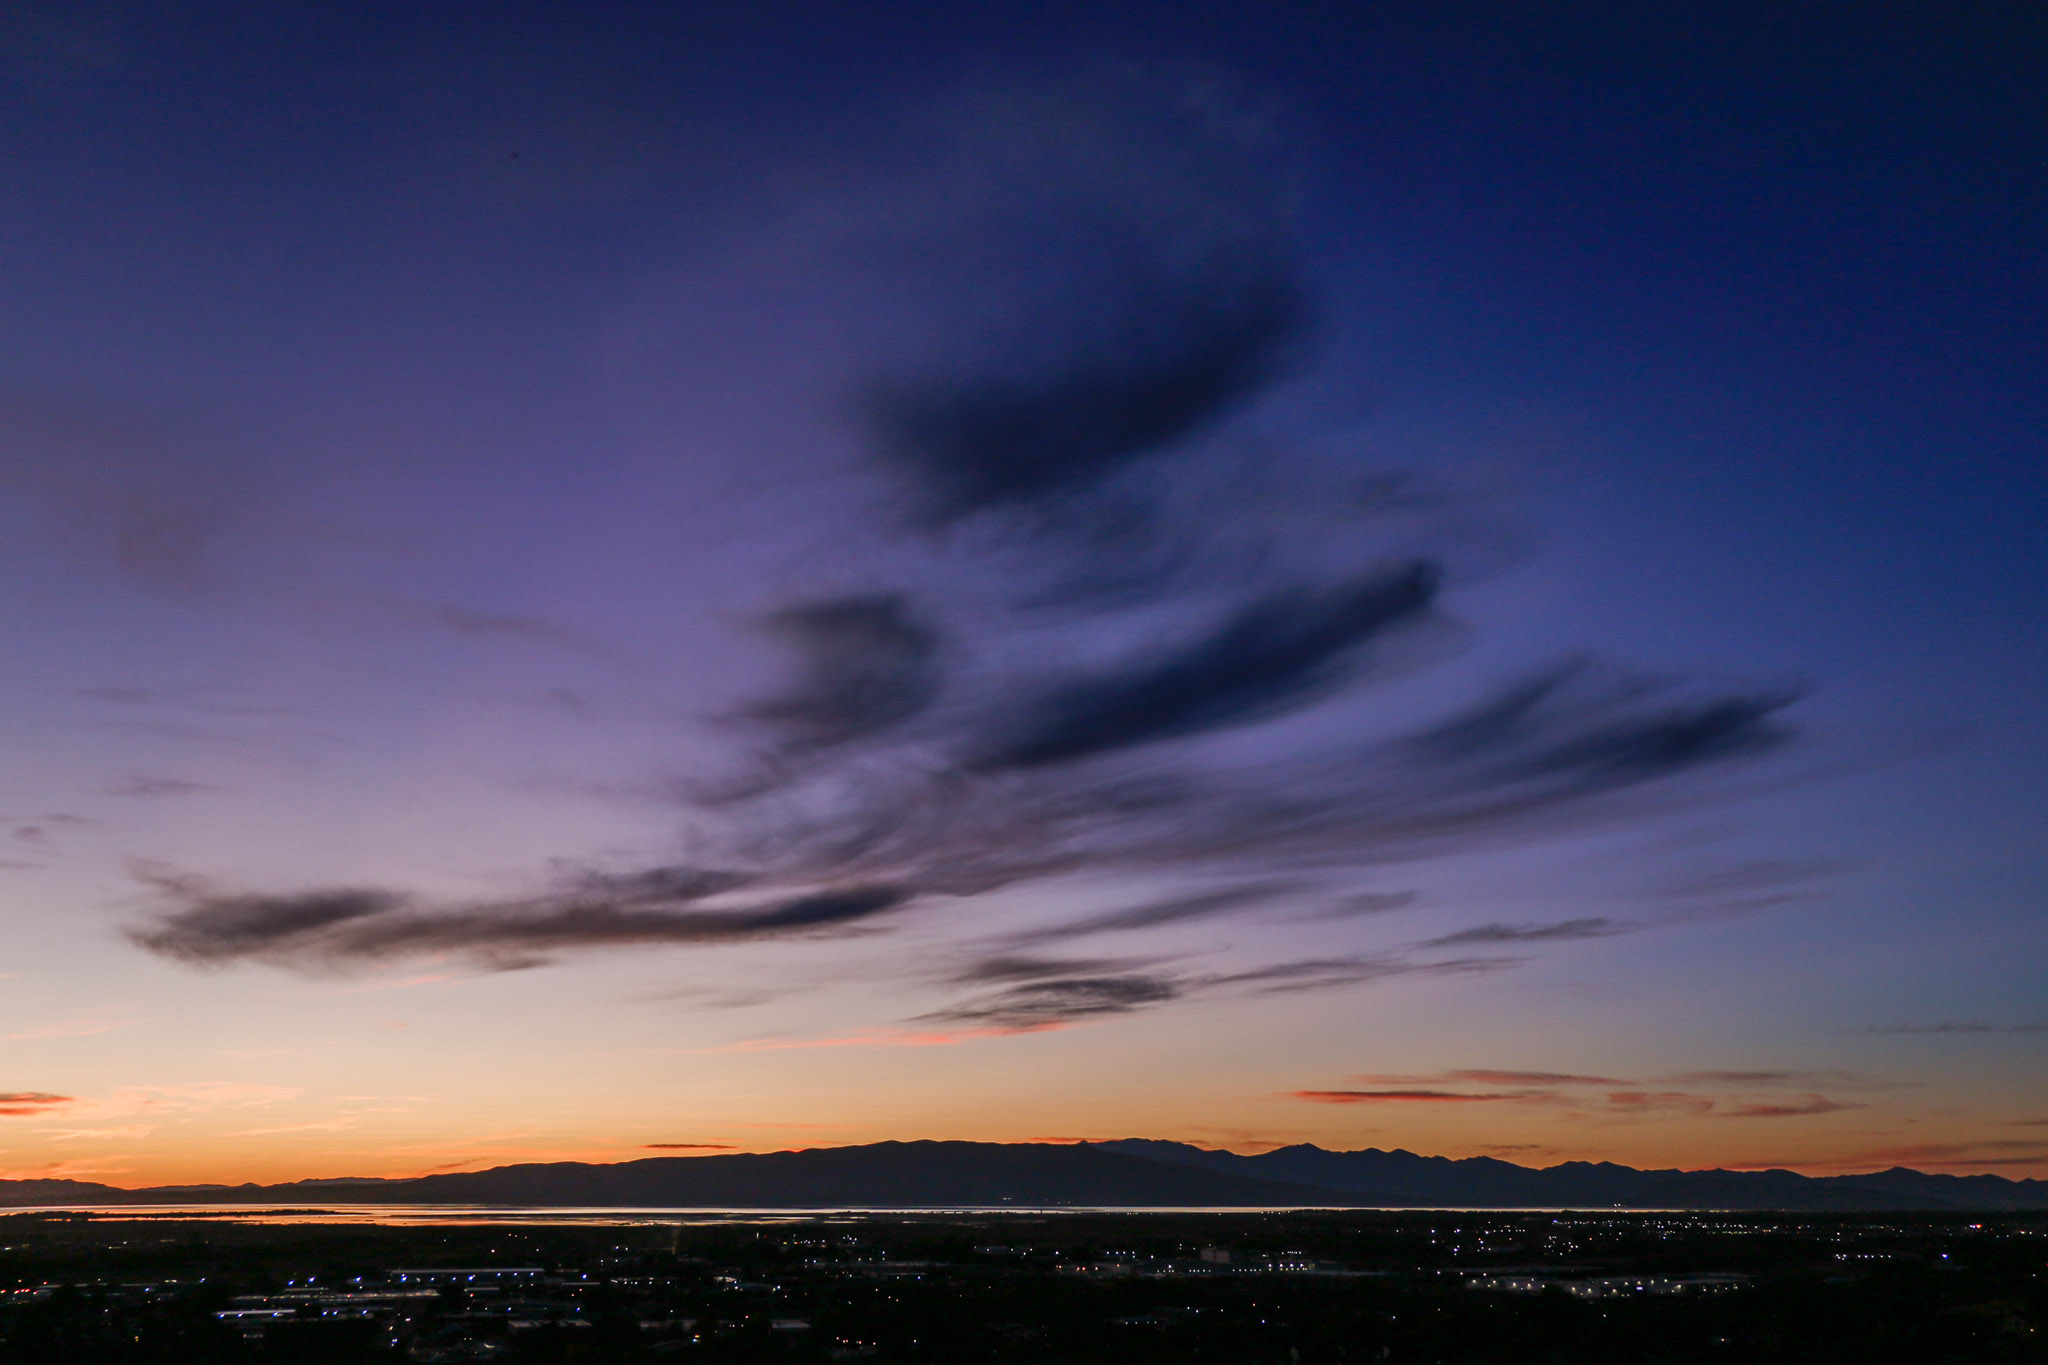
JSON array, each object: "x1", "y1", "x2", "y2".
[
  {"x1": 1088, "y1": 1140, "x2": 2048, "y2": 1211},
  {"x1": 0, "y1": 1139, "x2": 2039, "y2": 1211}
]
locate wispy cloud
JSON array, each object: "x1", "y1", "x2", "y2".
[
  {"x1": 919, "y1": 954, "x2": 1517, "y2": 1031},
  {"x1": 1714, "y1": 1096, "x2": 1865, "y2": 1119},
  {"x1": 915, "y1": 976, "x2": 1182, "y2": 1031},
  {"x1": 0, "y1": 1159, "x2": 132, "y2": 1181},
  {"x1": 116, "y1": 68, "x2": 1803, "y2": 1017},
  {"x1": 1599, "y1": 1091, "x2": 1718, "y2": 1117},
  {"x1": 1352, "y1": 1069, "x2": 1629, "y2": 1086},
  {"x1": 128, "y1": 869, "x2": 911, "y2": 972},
  {"x1": 1297, "y1": 890, "x2": 1418, "y2": 921},
  {"x1": 996, "y1": 882, "x2": 1298, "y2": 949},
  {"x1": 1294, "y1": 1089, "x2": 1548, "y2": 1104},
  {"x1": 1418, "y1": 918, "x2": 1630, "y2": 948},
  {"x1": 1656, "y1": 859, "x2": 1841, "y2": 918},
  {"x1": 1861, "y1": 1021, "x2": 2048, "y2": 1035},
  {"x1": 736, "y1": 595, "x2": 942, "y2": 754},
  {"x1": 685, "y1": 1026, "x2": 1046, "y2": 1053},
  {"x1": 0, "y1": 1092, "x2": 74, "y2": 1117},
  {"x1": 227, "y1": 1117, "x2": 359, "y2": 1136},
  {"x1": 1665, "y1": 1070, "x2": 1894, "y2": 1088},
  {"x1": 1214, "y1": 955, "x2": 1518, "y2": 995},
  {"x1": 1, "y1": 1014, "x2": 126, "y2": 1041},
  {"x1": 110, "y1": 1082, "x2": 305, "y2": 1114},
  {"x1": 1289, "y1": 1070, "x2": 1872, "y2": 1123},
  {"x1": 37, "y1": 1124, "x2": 152, "y2": 1141}
]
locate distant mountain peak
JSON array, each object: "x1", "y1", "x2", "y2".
[{"x1": 0, "y1": 1140, "x2": 2040, "y2": 1212}]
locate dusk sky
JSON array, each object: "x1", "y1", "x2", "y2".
[{"x1": 1, "y1": 1, "x2": 2042, "y2": 1188}]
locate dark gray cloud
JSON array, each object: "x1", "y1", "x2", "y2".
[
  {"x1": 740, "y1": 595, "x2": 941, "y2": 750},
  {"x1": 863, "y1": 259, "x2": 1302, "y2": 524},
  {"x1": 129, "y1": 882, "x2": 399, "y2": 963},
  {"x1": 854, "y1": 69, "x2": 1305, "y2": 527},
  {"x1": 129, "y1": 870, "x2": 909, "y2": 972},
  {"x1": 970, "y1": 564, "x2": 1438, "y2": 769},
  {"x1": 1419, "y1": 918, "x2": 1630, "y2": 948},
  {"x1": 952, "y1": 954, "x2": 1166, "y2": 984},
  {"x1": 122, "y1": 73, "x2": 1805, "y2": 1005},
  {"x1": 0, "y1": 1092, "x2": 74, "y2": 1116},
  {"x1": 919, "y1": 952, "x2": 1515, "y2": 1031},
  {"x1": 1406, "y1": 660, "x2": 1795, "y2": 788},
  {"x1": 1211, "y1": 954, "x2": 1519, "y2": 995},
  {"x1": 128, "y1": 654, "x2": 1794, "y2": 977},
  {"x1": 683, "y1": 661, "x2": 1793, "y2": 916},
  {"x1": 914, "y1": 974, "x2": 1183, "y2": 1030},
  {"x1": 999, "y1": 882, "x2": 1296, "y2": 948}
]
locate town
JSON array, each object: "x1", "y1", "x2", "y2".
[{"x1": 2, "y1": 1209, "x2": 2041, "y2": 1361}]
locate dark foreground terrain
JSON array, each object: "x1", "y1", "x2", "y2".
[{"x1": 2, "y1": 1208, "x2": 2043, "y2": 1363}]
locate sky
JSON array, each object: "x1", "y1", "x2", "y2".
[{"x1": 0, "y1": 0, "x2": 2042, "y2": 1188}]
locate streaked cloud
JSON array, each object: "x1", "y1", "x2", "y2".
[
  {"x1": 1714, "y1": 1096, "x2": 1865, "y2": 1119},
  {"x1": 117, "y1": 67, "x2": 1802, "y2": 1042},
  {"x1": 1294, "y1": 1089, "x2": 1546, "y2": 1104}
]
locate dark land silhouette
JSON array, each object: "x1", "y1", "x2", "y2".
[{"x1": 3, "y1": 1140, "x2": 2041, "y2": 1212}]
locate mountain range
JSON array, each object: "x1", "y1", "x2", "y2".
[{"x1": 2, "y1": 1140, "x2": 2040, "y2": 1212}]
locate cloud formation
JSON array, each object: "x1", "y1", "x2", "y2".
[
  {"x1": 740, "y1": 595, "x2": 942, "y2": 751},
  {"x1": 1353, "y1": 1069, "x2": 1629, "y2": 1086},
  {"x1": 856, "y1": 71, "x2": 1305, "y2": 527},
  {"x1": 864, "y1": 254, "x2": 1302, "y2": 525},
  {"x1": 1715, "y1": 1096, "x2": 1864, "y2": 1118},
  {"x1": 0, "y1": 1092, "x2": 73, "y2": 1117},
  {"x1": 916, "y1": 953, "x2": 1516, "y2": 1033},
  {"x1": 1290, "y1": 1069, "x2": 1872, "y2": 1123},
  {"x1": 129, "y1": 870, "x2": 909, "y2": 971},
  {"x1": 1294, "y1": 1089, "x2": 1539, "y2": 1104},
  {"x1": 970, "y1": 565, "x2": 1438, "y2": 769},
  {"x1": 916, "y1": 975, "x2": 1183, "y2": 1031},
  {"x1": 1419, "y1": 918, "x2": 1629, "y2": 948},
  {"x1": 124, "y1": 69, "x2": 1803, "y2": 1018},
  {"x1": 998, "y1": 883, "x2": 1295, "y2": 948}
]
